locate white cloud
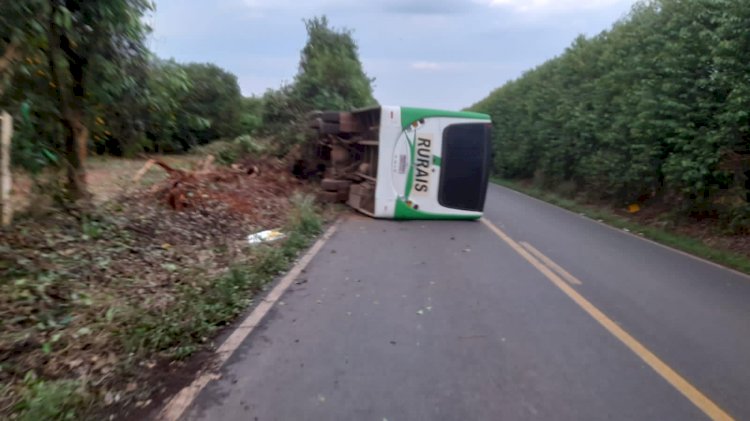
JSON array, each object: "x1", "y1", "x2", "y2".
[
  {"x1": 411, "y1": 61, "x2": 443, "y2": 71},
  {"x1": 241, "y1": 0, "x2": 335, "y2": 14},
  {"x1": 485, "y1": 0, "x2": 626, "y2": 13},
  {"x1": 410, "y1": 61, "x2": 483, "y2": 72},
  {"x1": 242, "y1": 0, "x2": 294, "y2": 7}
]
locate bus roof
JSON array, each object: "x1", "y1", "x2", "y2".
[{"x1": 349, "y1": 105, "x2": 491, "y2": 129}]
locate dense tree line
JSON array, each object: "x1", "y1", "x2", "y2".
[
  {"x1": 89, "y1": 60, "x2": 248, "y2": 156},
  {"x1": 471, "y1": 0, "x2": 750, "y2": 232},
  {"x1": 1, "y1": 3, "x2": 374, "y2": 201}
]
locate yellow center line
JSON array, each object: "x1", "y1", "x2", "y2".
[
  {"x1": 520, "y1": 241, "x2": 583, "y2": 286},
  {"x1": 481, "y1": 218, "x2": 734, "y2": 421}
]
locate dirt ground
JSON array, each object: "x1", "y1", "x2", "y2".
[
  {"x1": 10, "y1": 155, "x2": 203, "y2": 213},
  {"x1": 86, "y1": 156, "x2": 202, "y2": 203}
]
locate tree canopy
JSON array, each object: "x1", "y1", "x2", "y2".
[
  {"x1": 470, "y1": 0, "x2": 750, "y2": 232},
  {"x1": 294, "y1": 16, "x2": 376, "y2": 111},
  {"x1": 261, "y1": 16, "x2": 377, "y2": 152}
]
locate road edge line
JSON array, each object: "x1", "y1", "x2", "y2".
[
  {"x1": 158, "y1": 220, "x2": 341, "y2": 421},
  {"x1": 481, "y1": 217, "x2": 735, "y2": 421},
  {"x1": 520, "y1": 241, "x2": 583, "y2": 285},
  {"x1": 491, "y1": 183, "x2": 750, "y2": 281}
]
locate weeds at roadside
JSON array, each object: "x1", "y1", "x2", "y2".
[
  {"x1": 14, "y1": 375, "x2": 90, "y2": 421},
  {"x1": 193, "y1": 135, "x2": 270, "y2": 166}
]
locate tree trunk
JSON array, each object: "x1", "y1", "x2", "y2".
[
  {"x1": 48, "y1": 27, "x2": 90, "y2": 202},
  {"x1": 0, "y1": 42, "x2": 19, "y2": 75},
  {"x1": 1, "y1": 111, "x2": 12, "y2": 226},
  {"x1": 62, "y1": 108, "x2": 89, "y2": 200},
  {"x1": 0, "y1": 42, "x2": 20, "y2": 97}
]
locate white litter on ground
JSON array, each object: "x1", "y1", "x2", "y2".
[{"x1": 247, "y1": 229, "x2": 286, "y2": 245}]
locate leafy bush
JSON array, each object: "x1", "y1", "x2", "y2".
[
  {"x1": 194, "y1": 135, "x2": 269, "y2": 165},
  {"x1": 15, "y1": 375, "x2": 89, "y2": 421},
  {"x1": 722, "y1": 204, "x2": 750, "y2": 235},
  {"x1": 287, "y1": 192, "x2": 322, "y2": 237},
  {"x1": 239, "y1": 96, "x2": 264, "y2": 135}
]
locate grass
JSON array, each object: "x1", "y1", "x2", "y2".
[
  {"x1": 14, "y1": 375, "x2": 90, "y2": 421},
  {"x1": 493, "y1": 178, "x2": 750, "y2": 276}
]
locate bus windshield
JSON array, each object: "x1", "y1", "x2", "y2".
[{"x1": 438, "y1": 123, "x2": 492, "y2": 212}]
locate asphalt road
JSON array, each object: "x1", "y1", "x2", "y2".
[{"x1": 180, "y1": 184, "x2": 750, "y2": 421}]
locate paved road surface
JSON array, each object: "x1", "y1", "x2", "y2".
[{"x1": 180, "y1": 184, "x2": 750, "y2": 420}]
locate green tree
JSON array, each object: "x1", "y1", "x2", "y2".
[
  {"x1": 239, "y1": 96, "x2": 264, "y2": 135},
  {"x1": 173, "y1": 63, "x2": 243, "y2": 148},
  {"x1": 713, "y1": 0, "x2": 750, "y2": 213},
  {"x1": 260, "y1": 16, "x2": 377, "y2": 153},
  {"x1": 292, "y1": 16, "x2": 376, "y2": 111},
  {"x1": 1, "y1": 0, "x2": 153, "y2": 200},
  {"x1": 141, "y1": 59, "x2": 194, "y2": 153}
]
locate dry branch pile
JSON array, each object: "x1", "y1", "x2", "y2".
[{"x1": 143, "y1": 156, "x2": 301, "y2": 223}]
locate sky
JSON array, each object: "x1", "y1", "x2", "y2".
[{"x1": 150, "y1": 0, "x2": 638, "y2": 110}]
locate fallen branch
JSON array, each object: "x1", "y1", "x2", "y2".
[
  {"x1": 132, "y1": 159, "x2": 156, "y2": 183},
  {"x1": 231, "y1": 163, "x2": 259, "y2": 176},
  {"x1": 153, "y1": 159, "x2": 185, "y2": 177},
  {"x1": 197, "y1": 155, "x2": 215, "y2": 174}
]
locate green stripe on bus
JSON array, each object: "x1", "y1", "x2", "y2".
[
  {"x1": 394, "y1": 198, "x2": 481, "y2": 220},
  {"x1": 400, "y1": 107, "x2": 490, "y2": 129}
]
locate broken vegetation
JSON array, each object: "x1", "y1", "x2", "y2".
[{"x1": 0, "y1": 152, "x2": 331, "y2": 419}]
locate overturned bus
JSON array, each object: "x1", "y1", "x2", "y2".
[{"x1": 307, "y1": 106, "x2": 492, "y2": 220}]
